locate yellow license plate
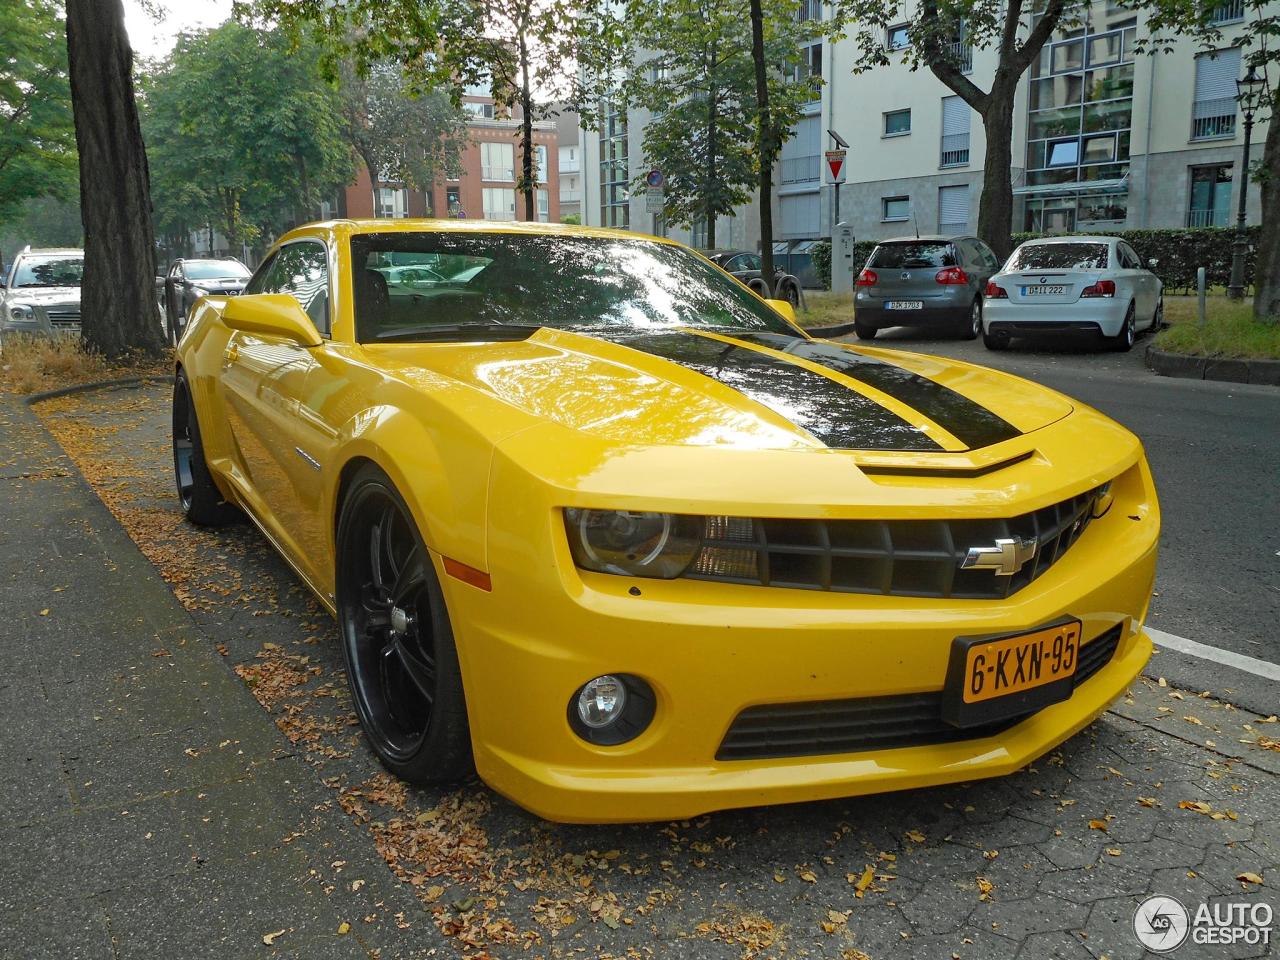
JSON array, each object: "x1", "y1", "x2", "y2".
[{"x1": 963, "y1": 621, "x2": 1081, "y2": 703}]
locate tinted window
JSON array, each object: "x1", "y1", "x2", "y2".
[
  {"x1": 1008, "y1": 243, "x2": 1109, "y2": 270},
  {"x1": 13, "y1": 256, "x2": 84, "y2": 288},
  {"x1": 256, "y1": 242, "x2": 329, "y2": 333},
  {"x1": 1118, "y1": 243, "x2": 1141, "y2": 268},
  {"x1": 349, "y1": 233, "x2": 796, "y2": 343},
  {"x1": 728, "y1": 254, "x2": 762, "y2": 272},
  {"x1": 868, "y1": 242, "x2": 956, "y2": 269}
]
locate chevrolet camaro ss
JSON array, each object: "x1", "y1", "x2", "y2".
[{"x1": 172, "y1": 219, "x2": 1159, "y2": 823}]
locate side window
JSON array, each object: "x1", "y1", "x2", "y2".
[
  {"x1": 1117, "y1": 243, "x2": 1139, "y2": 269},
  {"x1": 256, "y1": 242, "x2": 330, "y2": 334},
  {"x1": 243, "y1": 253, "x2": 278, "y2": 295},
  {"x1": 977, "y1": 242, "x2": 1000, "y2": 270}
]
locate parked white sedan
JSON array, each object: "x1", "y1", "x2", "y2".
[{"x1": 982, "y1": 236, "x2": 1163, "y2": 352}]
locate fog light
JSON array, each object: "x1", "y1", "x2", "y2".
[
  {"x1": 577, "y1": 675, "x2": 626, "y2": 728},
  {"x1": 568, "y1": 673, "x2": 656, "y2": 746}
]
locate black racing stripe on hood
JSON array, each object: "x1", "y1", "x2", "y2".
[
  {"x1": 729, "y1": 332, "x2": 1020, "y2": 450},
  {"x1": 591, "y1": 330, "x2": 942, "y2": 451}
]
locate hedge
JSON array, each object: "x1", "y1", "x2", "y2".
[{"x1": 808, "y1": 227, "x2": 1256, "y2": 293}]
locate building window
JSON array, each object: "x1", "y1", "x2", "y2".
[
  {"x1": 537, "y1": 188, "x2": 550, "y2": 222},
  {"x1": 1187, "y1": 164, "x2": 1233, "y2": 226},
  {"x1": 946, "y1": 21, "x2": 973, "y2": 74},
  {"x1": 465, "y1": 101, "x2": 496, "y2": 119},
  {"x1": 796, "y1": 0, "x2": 821, "y2": 21},
  {"x1": 446, "y1": 186, "x2": 462, "y2": 218},
  {"x1": 535, "y1": 144, "x2": 549, "y2": 183},
  {"x1": 884, "y1": 109, "x2": 911, "y2": 137},
  {"x1": 886, "y1": 23, "x2": 909, "y2": 51},
  {"x1": 480, "y1": 141, "x2": 515, "y2": 181},
  {"x1": 1192, "y1": 48, "x2": 1240, "y2": 140},
  {"x1": 1209, "y1": 0, "x2": 1244, "y2": 24},
  {"x1": 599, "y1": 100, "x2": 629, "y2": 229},
  {"x1": 1023, "y1": 191, "x2": 1127, "y2": 233},
  {"x1": 781, "y1": 114, "x2": 821, "y2": 184},
  {"x1": 377, "y1": 187, "x2": 408, "y2": 218},
  {"x1": 940, "y1": 96, "x2": 970, "y2": 167},
  {"x1": 882, "y1": 196, "x2": 910, "y2": 222},
  {"x1": 482, "y1": 187, "x2": 516, "y2": 221},
  {"x1": 938, "y1": 184, "x2": 969, "y2": 233}
]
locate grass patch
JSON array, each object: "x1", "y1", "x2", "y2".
[
  {"x1": 1156, "y1": 296, "x2": 1280, "y2": 360},
  {"x1": 798, "y1": 291, "x2": 852, "y2": 329},
  {"x1": 0, "y1": 333, "x2": 168, "y2": 395}
]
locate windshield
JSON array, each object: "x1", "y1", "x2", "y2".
[
  {"x1": 350, "y1": 233, "x2": 796, "y2": 342},
  {"x1": 1009, "y1": 243, "x2": 1109, "y2": 271},
  {"x1": 868, "y1": 242, "x2": 955, "y2": 269},
  {"x1": 13, "y1": 256, "x2": 84, "y2": 288},
  {"x1": 184, "y1": 260, "x2": 250, "y2": 280}
]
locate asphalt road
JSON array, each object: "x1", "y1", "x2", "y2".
[{"x1": 838, "y1": 324, "x2": 1280, "y2": 686}]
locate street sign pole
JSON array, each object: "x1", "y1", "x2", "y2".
[{"x1": 824, "y1": 149, "x2": 847, "y2": 238}]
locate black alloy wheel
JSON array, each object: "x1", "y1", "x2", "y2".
[
  {"x1": 1110, "y1": 304, "x2": 1136, "y2": 352},
  {"x1": 172, "y1": 370, "x2": 238, "y2": 525},
  {"x1": 336, "y1": 466, "x2": 471, "y2": 784},
  {"x1": 982, "y1": 328, "x2": 1010, "y2": 351}
]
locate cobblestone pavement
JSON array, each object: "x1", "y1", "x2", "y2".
[{"x1": 23, "y1": 381, "x2": 1280, "y2": 960}]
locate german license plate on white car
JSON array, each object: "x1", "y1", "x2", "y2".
[
  {"x1": 885, "y1": 301, "x2": 923, "y2": 310},
  {"x1": 1023, "y1": 285, "x2": 1067, "y2": 296}
]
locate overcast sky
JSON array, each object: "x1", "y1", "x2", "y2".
[{"x1": 123, "y1": 0, "x2": 234, "y2": 59}]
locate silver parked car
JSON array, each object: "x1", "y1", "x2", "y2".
[
  {"x1": 853, "y1": 235, "x2": 1001, "y2": 341},
  {"x1": 0, "y1": 247, "x2": 84, "y2": 336},
  {"x1": 983, "y1": 236, "x2": 1163, "y2": 352}
]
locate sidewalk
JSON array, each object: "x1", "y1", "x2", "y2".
[{"x1": 0, "y1": 397, "x2": 441, "y2": 959}]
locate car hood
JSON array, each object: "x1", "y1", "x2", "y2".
[
  {"x1": 4, "y1": 286, "x2": 81, "y2": 306},
  {"x1": 367, "y1": 327, "x2": 1073, "y2": 454}
]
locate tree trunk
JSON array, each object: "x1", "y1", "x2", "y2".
[
  {"x1": 978, "y1": 87, "x2": 1016, "y2": 260},
  {"x1": 704, "y1": 70, "x2": 719, "y2": 249},
  {"x1": 518, "y1": 24, "x2": 536, "y2": 222},
  {"x1": 1252, "y1": 105, "x2": 1280, "y2": 321},
  {"x1": 65, "y1": 0, "x2": 164, "y2": 357},
  {"x1": 748, "y1": 0, "x2": 773, "y2": 295},
  {"x1": 360, "y1": 147, "x2": 382, "y2": 217}
]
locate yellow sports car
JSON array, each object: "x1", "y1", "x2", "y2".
[{"x1": 173, "y1": 219, "x2": 1158, "y2": 823}]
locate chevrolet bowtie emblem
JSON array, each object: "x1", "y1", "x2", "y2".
[{"x1": 961, "y1": 536, "x2": 1038, "y2": 576}]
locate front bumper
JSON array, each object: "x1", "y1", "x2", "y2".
[
  {"x1": 984, "y1": 299, "x2": 1129, "y2": 337},
  {"x1": 442, "y1": 442, "x2": 1159, "y2": 823}
]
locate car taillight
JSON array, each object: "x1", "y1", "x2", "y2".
[
  {"x1": 984, "y1": 281, "x2": 1008, "y2": 299},
  {"x1": 935, "y1": 266, "x2": 968, "y2": 285},
  {"x1": 856, "y1": 269, "x2": 878, "y2": 287},
  {"x1": 1080, "y1": 279, "x2": 1116, "y2": 298}
]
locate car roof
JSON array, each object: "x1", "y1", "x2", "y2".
[
  {"x1": 877, "y1": 235, "x2": 968, "y2": 245},
  {"x1": 1019, "y1": 235, "x2": 1115, "y2": 246},
  {"x1": 19, "y1": 248, "x2": 83, "y2": 257},
  {"x1": 285, "y1": 218, "x2": 672, "y2": 246}
]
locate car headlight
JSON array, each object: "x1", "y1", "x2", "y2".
[
  {"x1": 564, "y1": 509, "x2": 703, "y2": 578},
  {"x1": 7, "y1": 303, "x2": 34, "y2": 322}
]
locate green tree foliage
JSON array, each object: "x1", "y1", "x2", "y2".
[
  {"x1": 338, "y1": 60, "x2": 468, "y2": 206},
  {"x1": 1139, "y1": 0, "x2": 1279, "y2": 320},
  {"x1": 235, "y1": 0, "x2": 623, "y2": 222},
  {"x1": 621, "y1": 0, "x2": 759, "y2": 247},
  {"x1": 141, "y1": 21, "x2": 354, "y2": 256},
  {"x1": 0, "y1": 0, "x2": 77, "y2": 224},
  {"x1": 838, "y1": 0, "x2": 1072, "y2": 259}
]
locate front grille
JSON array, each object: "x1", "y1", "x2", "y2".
[
  {"x1": 716, "y1": 623, "x2": 1124, "y2": 761},
  {"x1": 47, "y1": 308, "x2": 81, "y2": 328},
  {"x1": 685, "y1": 486, "x2": 1103, "y2": 600}
]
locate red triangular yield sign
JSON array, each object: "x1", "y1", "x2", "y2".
[{"x1": 828, "y1": 157, "x2": 844, "y2": 181}]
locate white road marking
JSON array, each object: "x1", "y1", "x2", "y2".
[{"x1": 1146, "y1": 626, "x2": 1280, "y2": 684}]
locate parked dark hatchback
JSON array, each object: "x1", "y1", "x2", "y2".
[
  {"x1": 162, "y1": 258, "x2": 251, "y2": 340},
  {"x1": 853, "y1": 235, "x2": 1000, "y2": 340}
]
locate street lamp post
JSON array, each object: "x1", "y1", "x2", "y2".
[{"x1": 1227, "y1": 66, "x2": 1266, "y2": 301}]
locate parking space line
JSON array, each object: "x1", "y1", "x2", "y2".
[{"x1": 1146, "y1": 626, "x2": 1280, "y2": 683}]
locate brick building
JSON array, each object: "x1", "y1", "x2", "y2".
[{"x1": 340, "y1": 90, "x2": 559, "y2": 224}]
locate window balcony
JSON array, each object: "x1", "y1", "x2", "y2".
[
  {"x1": 947, "y1": 41, "x2": 973, "y2": 74},
  {"x1": 1191, "y1": 98, "x2": 1237, "y2": 140},
  {"x1": 560, "y1": 158, "x2": 580, "y2": 174},
  {"x1": 940, "y1": 133, "x2": 970, "y2": 167},
  {"x1": 1209, "y1": 0, "x2": 1244, "y2": 24},
  {"x1": 781, "y1": 154, "x2": 820, "y2": 184},
  {"x1": 1186, "y1": 207, "x2": 1228, "y2": 228}
]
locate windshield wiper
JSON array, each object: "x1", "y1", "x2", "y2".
[{"x1": 374, "y1": 322, "x2": 543, "y2": 343}]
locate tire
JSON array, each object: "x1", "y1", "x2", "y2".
[
  {"x1": 1109, "y1": 304, "x2": 1137, "y2": 352},
  {"x1": 854, "y1": 319, "x2": 878, "y2": 340},
  {"x1": 336, "y1": 464, "x2": 472, "y2": 785},
  {"x1": 959, "y1": 298, "x2": 982, "y2": 340},
  {"x1": 172, "y1": 370, "x2": 240, "y2": 525},
  {"x1": 1150, "y1": 297, "x2": 1164, "y2": 333},
  {"x1": 982, "y1": 328, "x2": 1010, "y2": 351}
]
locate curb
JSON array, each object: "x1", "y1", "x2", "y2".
[
  {"x1": 1146, "y1": 345, "x2": 1280, "y2": 386},
  {"x1": 22, "y1": 374, "x2": 169, "y2": 405},
  {"x1": 805, "y1": 321, "x2": 857, "y2": 338}
]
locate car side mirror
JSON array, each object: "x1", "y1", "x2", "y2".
[
  {"x1": 765, "y1": 298, "x2": 798, "y2": 326},
  {"x1": 222, "y1": 294, "x2": 322, "y2": 347}
]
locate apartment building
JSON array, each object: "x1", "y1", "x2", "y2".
[
  {"x1": 554, "y1": 106, "x2": 583, "y2": 221},
  {"x1": 340, "y1": 88, "x2": 559, "y2": 224},
  {"x1": 579, "y1": 0, "x2": 1266, "y2": 266}
]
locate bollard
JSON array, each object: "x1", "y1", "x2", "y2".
[{"x1": 1197, "y1": 267, "x2": 1207, "y2": 326}]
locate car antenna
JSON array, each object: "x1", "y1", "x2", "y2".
[{"x1": 912, "y1": 207, "x2": 920, "y2": 239}]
